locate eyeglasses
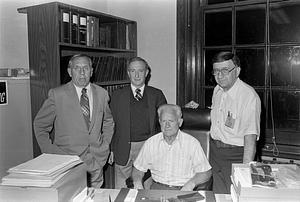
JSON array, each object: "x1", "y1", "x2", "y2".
[
  {"x1": 212, "y1": 66, "x2": 236, "y2": 76},
  {"x1": 72, "y1": 66, "x2": 91, "y2": 72}
]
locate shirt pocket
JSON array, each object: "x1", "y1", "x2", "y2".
[{"x1": 223, "y1": 110, "x2": 238, "y2": 135}]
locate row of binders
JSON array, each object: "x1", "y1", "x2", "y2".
[
  {"x1": 91, "y1": 56, "x2": 129, "y2": 83},
  {"x1": 61, "y1": 9, "x2": 133, "y2": 49},
  {"x1": 102, "y1": 83, "x2": 130, "y2": 96}
]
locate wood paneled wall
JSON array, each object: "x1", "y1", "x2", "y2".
[{"x1": 176, "y1": 0, "x2": 203, "y2": 107}]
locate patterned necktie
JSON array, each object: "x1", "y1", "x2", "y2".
[
  {"x1": 135, "y1": 88, "x2": 142, "y2": 101},
  {"x1": 80, "y1": 88, "x2": 90, "y2": 129}
]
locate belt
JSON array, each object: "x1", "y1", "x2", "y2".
[
  {"x1": 211, "y1": 139, "x2": 241, "y2": 148},
  {"x1": 153, "y1": 180, "x2": 183, "y2": 189}
]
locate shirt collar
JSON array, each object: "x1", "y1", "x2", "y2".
[
  {"x1": 131, "y1": 84, "x2": 145, "y2": 95},
  {"x1": 159, "y1": 130, "x2": 183, "y2": 147},
  {"x1": 73, "y1": 83, "x2": 91, "y2": 98},
  {"x1": 226, "y1": 78, "x2": 240, "y2": 99},
  {"x1": 216, "y1": 78, "x2": 240, "y2": 99}
]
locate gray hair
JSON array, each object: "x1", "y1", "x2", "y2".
[
  {"x1": 68, "y1": 54, "x2": 92, "y2": 68},
  {"x1": 157, "y1": 104, "x2": 182, "y2": 119}
]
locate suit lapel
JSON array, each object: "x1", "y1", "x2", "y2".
[
  {"x1": 65, "y1": 82, "x2": 90, "y2": 131},
  {"x1": 125, "y1": 86, "x2": 131, "y2": 118},
  {"x1": 65, "y1": 82, "x2": 80, "y2": 106},
  {"x1": 89, "y1": 84, "x2": 97, "y2": 132},
  {"x1": 145, "y1": 86, "x2": 155, "y2": 132}
]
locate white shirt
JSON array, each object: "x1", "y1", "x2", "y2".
[
  {"x1": 210, "y1": 78, "x2": 261, "y2": 146},
  {"x1": 134, "y1": 130, "x2": 211, "y2": 186},
  {"x1": 131, "y1": 84, "x2": 145, "y2": 97},
  {"x1": 74, "y1": 83, "x2": 93, "y2": 119}
]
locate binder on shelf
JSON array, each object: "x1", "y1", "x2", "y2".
[
  {"x1": 79, "y1": 15, "x2": 87, "y2": 45},
  {"x1": 126, "y1": 24, "x2": 130, "y2": 50},
  {"x1": 126, "y1": 22, "x2": 136, "y2": 50},
  {"x1": 71, "y1": 12, "x2": 79, "y2": 44},
  {"x1": 99, "y1": 25, "x2": 107, "y2": 47},
  {"x1": 91, "y1": 56, "x2": 101, "y2": 82},
  {"x1": 93, "y1": 17, "x2": 100, "y2": 47},
  {"x1": 111, "y1": 57, "x2": 119, "y2": 81},
  {"x1": 61, "y1": 10, "x2": 70, "y2": 43},
  {"x1": 117, "y1": 21, "x2": 126, "y2": 49},
  {"x1": 99, "y1": 22, "x2": 117, "y2": 48},
  {"x1": 86, "y1": 16, "x2": 100, "y2": 47}
]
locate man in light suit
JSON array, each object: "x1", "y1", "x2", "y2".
[
  {"x1": 34, "y1": 54, "x2": 114, "y2": 188},
  {"x1": 110, "y1": 57, "x2": 167, "y2": 188}
]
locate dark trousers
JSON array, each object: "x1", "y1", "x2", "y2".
[{"x1": 209, "y1": 139, "x2": 243, "y2": 194}]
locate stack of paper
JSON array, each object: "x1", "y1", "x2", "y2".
[{"x1": 1, "y1": 153, "x2": 83, "y2": 187}]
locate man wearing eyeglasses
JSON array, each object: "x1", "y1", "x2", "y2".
[{"x1": 209, "y1": 51, "x2": 261, "y2": 194}]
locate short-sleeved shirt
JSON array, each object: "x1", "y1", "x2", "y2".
[
  {"x1": 210, "y1": 78, "x2": 261, "y2": 146},
  {"x1": 133, "y1": 130, "x2": 211, "y2": 186}
]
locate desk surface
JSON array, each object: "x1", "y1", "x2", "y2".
[{"x1": 94, "y1": 188, "x2": 232, "y2": 202}]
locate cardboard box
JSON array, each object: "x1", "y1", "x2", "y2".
[
  {"x1": 0, "y1": 163, "x2": 87, "y2": 202},
  {"x1": 231, "y1": 163, "x2": 300, "y2": 201}
]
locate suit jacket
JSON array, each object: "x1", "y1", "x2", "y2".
[
  {"x1": 34, "y1": 81, "x2": 114, "y2": 168},
  {"x1": 110, "y1": 85, "x2": 167, "y2": 165}
]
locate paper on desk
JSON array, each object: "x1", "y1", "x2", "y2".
[
  {"x1": 1, "y1": 153, "x2": 83, "y2": 187},
  {"x1": 1, "y1": 169, "x2": 70, "y2": 187},
  {"x1": 232, "y1": 167, "x2": 252, "y2": 187},
  {"x1": 124, "y1": 189, "x2": 138, "y2": 202},
  {"x1": 8, "y1": 153, "x2": 82, "y2": 176}
]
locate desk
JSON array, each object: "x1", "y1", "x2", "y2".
[{"x1": 94, "y1": 188, "x2": 232, "y2": 202}]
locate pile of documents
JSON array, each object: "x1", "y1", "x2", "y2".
[
  {"x1": 1, "y1": 153, "x2": 83, "y2": 187},
  {"x1": 230, "y1": 163, "x2": 300, "y2": 202}
]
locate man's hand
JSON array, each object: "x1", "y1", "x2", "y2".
[
  {"x1": 243, "y1": 134, "x2": 257, "y2": 163},
  {"x1": 133, "y1": 181, "x2": 144, "y2": 189},
  {"x1": 108, "y1": 151, "x2": 114, "y2": 165},
  {"x1": 184, "y1": 100, "x2": 199, "y2": 109},
  {"x1": 132, "y1": 167, "x2": 145, "y2": 189},
  {"x1": 181, "y1": 182, "x2": 195, "y2": 191}
]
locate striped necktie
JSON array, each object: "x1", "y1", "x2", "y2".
[
  {"x1": 80, "y1": 88, "x2": 90, "y2": 129},
  {"x1": 135, "y1": 88, "x2": 142, "y2": 101}
]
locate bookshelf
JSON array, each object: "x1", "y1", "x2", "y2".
[{"x1": 18, "y1": 2, "x2": 137, "y2": 188}]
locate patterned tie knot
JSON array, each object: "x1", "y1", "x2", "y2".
[
  {"x1": 82, "y1": 88, "x2": 87, "y2": 94},
  {"x1": 135, "y1": 88, "x2": 142, "y2": 101}
]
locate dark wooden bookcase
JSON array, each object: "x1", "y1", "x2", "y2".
[{"x1": 18, "y1": 1, "x2": 137, "y2": 188}]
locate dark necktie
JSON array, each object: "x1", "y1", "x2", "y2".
[
  {"x1": 135, "y1": 88, "x2": 142, "y2": 101},
  {"x1": 80, "y1": 88, "x2": 90, "y2": 129}
]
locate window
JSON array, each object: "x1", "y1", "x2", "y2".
[{"x1": 200, "y1": 0, "x2": 300, "y2": 159}]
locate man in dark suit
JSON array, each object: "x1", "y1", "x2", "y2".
[
  {"x1": 34, "y1": 54, "x2": 114, "y2": 188},
  {"x1": 110, "y1": 57, "x2": 167, "y2": 188}
]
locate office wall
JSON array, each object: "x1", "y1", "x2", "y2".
[
  {"x1": 0, "y1": 79, "x2": 33, "y2": 178},
  {"x1": 107, "y1": 0, "x2": 177, "y2": 103},
  {"x1": 0, "y1": 0, "x2": 176, "y2": 103}
]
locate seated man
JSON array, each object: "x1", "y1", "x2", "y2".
[{"x1": 132, "y1": 104, "x2": 212, "y2": 191}]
